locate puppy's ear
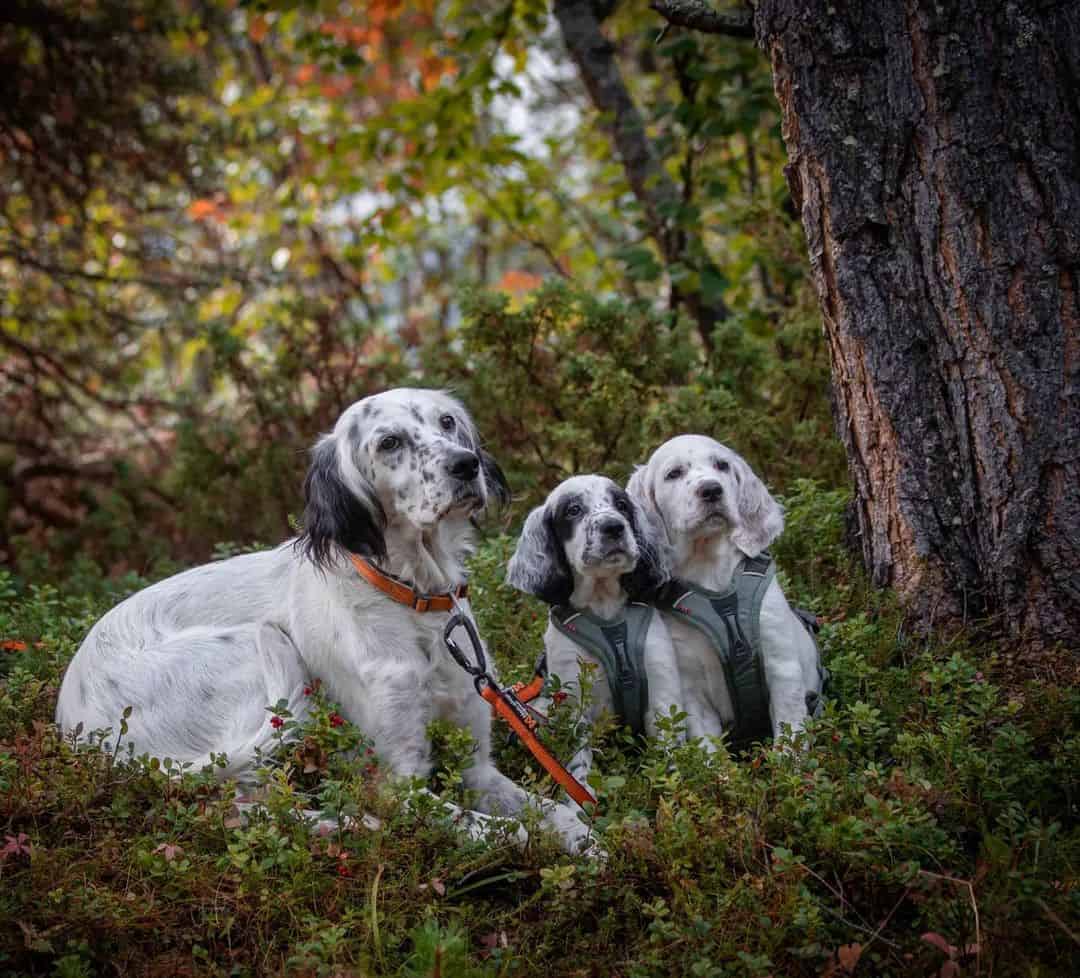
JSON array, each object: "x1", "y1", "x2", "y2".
[
  {"x1": 480, "y1": 450, "x2": 510, "y2": 507},
  {"x1": 730, "y1": 456, "x2": 784, "y2": 557},
  {"x1": 297, "y1": 436, "x2": 386, "y2": 569},
  {"x1": 506, "y1": 504, "x2": 573, "y2": 605},
  {"x1": 622, "y1": 495, "x2": 673, "y2": 601},
  {"x1": 626, "y1": 464, "x2": 666, "y2": 534}
]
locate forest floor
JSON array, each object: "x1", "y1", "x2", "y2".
[{"x1": 1, "y1": 484, "x2": 1077, "y2": 977}]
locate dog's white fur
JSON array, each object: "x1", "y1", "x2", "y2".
[
  {"x1": 506, "y1": 475, "x2": 683, "y2": 783},
  {"x1": 56, "y1": 388, "x2": 589, "y2": 850},
  {"x1": 627, "y1": 435, "x2": 821, "y2": 744}
]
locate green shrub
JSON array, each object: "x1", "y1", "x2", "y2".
[{"x1": 2, "y1": 495, "x2": 1076, "y2": 976}]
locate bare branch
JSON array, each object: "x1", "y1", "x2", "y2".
[
  {"x1": 649, "y1": 0, "x2": 755, "y2": 38},
  {"x1": 553, "y1": 0, "x2": 729, "y2": 354}
]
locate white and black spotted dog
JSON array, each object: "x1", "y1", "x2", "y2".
[
  {"x1": 506, "y1": 475, "x2": 684, "y2": 784},
  {"x1": 56, "y1": 388, "x2": 591, "y2": 851},
  {"x1": 627, "y1": 435, "x2": 823, "y2": 747}
]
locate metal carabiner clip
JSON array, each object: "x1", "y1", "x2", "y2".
[{"x1": 443, "y1": 612, "x2": 489, "y2": 687}]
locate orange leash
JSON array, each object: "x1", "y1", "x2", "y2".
[
  {"x1": 477, "y1": 684, "x2": 596, "y2": 809},
  {"x1": 442, "y1": 614, "x2": 597, "y2": 811}
]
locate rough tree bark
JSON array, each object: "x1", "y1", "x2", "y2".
[{"x1": 753, "y1": 0, "x2": 1079, "y2": 645}]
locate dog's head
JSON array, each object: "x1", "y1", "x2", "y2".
[
  {"x1": 626, "y1": 434, "x2": 783, "y2": 560},
  {"x1": 298, "y1": 388, "x2": 509, "y2": 569},
  {"x1": 506, "y1": 474, "x2": 670, "y2": 607}
]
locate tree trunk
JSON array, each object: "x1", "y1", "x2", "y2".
[
  {"x1": 756, "y1": 0, "x2": 1080, "y2": 646},
  {"x1": 554, "y1": 0, "x2": 728, "y2": 356}
]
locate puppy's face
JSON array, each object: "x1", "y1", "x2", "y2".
[
  {"x1": 549, "y1": 475, "x2": 640, "y2": 579},
  {"x1": 299, "y1": 388, "x2": 508, "y2": 568},
  {"x1": 507, "y1": 474, "x2": 670, "y2": 606},
  {"x1": 645, "y1": 435, "x2": 746, "y2": 539},
  {"x1": 339, "y1": 389, "x2": 490, "y2": 529},
  {"x1": 628, "y1": 435, "x2": 783, "y2": 558}
]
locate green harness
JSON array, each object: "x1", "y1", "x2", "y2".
[
  {"x1": 655, "y1": 553, "x2": 825, "y2": 748},
  {"x1": 549, "y1": 602, "x2": 656, "y2": 736}
]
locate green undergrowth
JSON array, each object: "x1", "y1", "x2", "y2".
[{"x1": 1, "y1": 482, "x2": 1077, "y2": 977}]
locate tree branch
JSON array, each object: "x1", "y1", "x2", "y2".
[
  {"x1": 554, "y1": 0, "x2": 681, "y2": 261},
  {"x1": 552, "y1": 0, "x2": 728, "y2": 354},
  {"x1": 649, "y1": 0, "x2": 755, "y2": 38}
]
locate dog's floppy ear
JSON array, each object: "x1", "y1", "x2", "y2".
[
  {"x1": 506, "y1": 503, "x2": 573, "y2": 605},
  {"x1": 297, "y1": 435, "x2": 386, "y2": 569},
  {"x1": 622, "y1": 495, "x2": 672, "y2": 601},
  {"x1": 480, "y1": 450, "x2": 510, "y2": 507},
  {"x1": 730, "y1": 455, "x2": 784, "y2": 557},
  {"x1": 626, "y1": 463, "x2": 667, "y2": 535}
]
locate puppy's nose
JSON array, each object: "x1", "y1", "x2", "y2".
[
  {"x1": 698, "y1": 480, "x2": 724, "y2": 502},
  {"x1": 447, "y1": 450, "x2": 480, "y2": 481},
  {"x1": 598, "y1": 518, "x2": 625, "y2": 540}
]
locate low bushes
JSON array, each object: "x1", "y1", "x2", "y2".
[{"x1": 1, "y1": 483, "x2": 1076, "y2": 976}]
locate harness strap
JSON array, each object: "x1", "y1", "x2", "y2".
[
  {"x1": 549, "y1": 604, "x2": 654, "y2": 737},
  {"x1": 658, "y1": 556, "x2": 776, "y2": 747}
]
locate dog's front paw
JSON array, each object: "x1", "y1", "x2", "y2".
[{"x1": 543, "y1": 801, "x2": 599, "y2": 857}]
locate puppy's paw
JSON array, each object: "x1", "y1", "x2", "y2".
[{"x1": 543, "y1": 801, "x2": 600, "y2": 857}]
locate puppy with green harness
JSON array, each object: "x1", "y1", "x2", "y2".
[
  {"x1": 507, "y1": 474, "x2": 685, "y2": 784},
  {"x1": 629, "y1": 435, "x2": 827, "y2": 748}
]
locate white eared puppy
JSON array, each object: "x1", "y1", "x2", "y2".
[
  {"x1": 56, "y1": 388, "x2": 590, "y2": 851},
  {"x1": 627, "y1": 435, "x2": 823, "y2": 747},
  {"x1": 506, "y1": 475, "x2": 684, "y2": 783}
]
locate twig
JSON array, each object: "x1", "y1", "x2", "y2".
[
  {"x1": 1035, "y1": 897, "x2": 1080, "y2": 947},
  {"x1": 369, "y1": 862, "x2": 386, "y2": 972},
  {"x1": 649, "y1": 0, "x2": 755, "y2": 39},
  {"x1": 918, "y1": 870, "x2": 981, "y2": 972}
]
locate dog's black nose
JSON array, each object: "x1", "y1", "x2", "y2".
[
  {"x1": 698, "y1": 480, "x2": 724, "y2": 502},
  {"x1": 598, "y1": 517, "x2": 625, "y2": 539},
  {"x1": 447, "y1": 450, "x2": 480, "y2": 481}
]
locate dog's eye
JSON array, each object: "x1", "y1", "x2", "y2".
[
  {"x1": 614, "y1": 497, "x2": 631, "y2": 515},
  {"x1": 715, "y1": 459, "x2": 730, "y2": 473},
  {"x1": 565, "y1": 503, "x2": 583, "y2": 519},
  {"x1": 664, "y1": 467, "x2": 684, "y2": 481},
  {"x1": 439, "y1": 414, "x2": 456, "y2": 431},
  {"x1": 378, "y1": 435, "x2": 401, "y2": 452}
]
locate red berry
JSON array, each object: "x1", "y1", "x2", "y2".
[
  {"x1": 552, "y1": 690, "x2": 568, "y2": 705},
  {"x1": 329, "y1": 713, "x2": 345, "y2": 728},
  {"x1": 270, "y1": 715, "x2": 284, "y2": 729}
]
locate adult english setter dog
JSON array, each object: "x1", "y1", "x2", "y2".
[
  {"x1": 627, "y1": 435, "x2": 824, "y2": 746},
  {"x1": 56, "y1": 388, "x2": 591, "y2": 851},
  {"x1": 506, "y1": 475, "x2": 683, "y2": 784}
]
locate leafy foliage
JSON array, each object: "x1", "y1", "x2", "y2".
[
  {"x1": 2, "y1": 490, "x2": 1077, "y2": 977},
  {"x1": 1, "y1": 3, "x2": 1075, "y2": 976},
  {"x1": 2, "y1": 0, "x2": 837, "y2": 575}
]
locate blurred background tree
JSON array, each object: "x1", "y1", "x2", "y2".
[{"x1": 1, "y1": 0, "x2": 840, "y2": 577}]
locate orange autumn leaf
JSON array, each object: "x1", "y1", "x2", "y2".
[
  {"x1": 187, "y1": 199, "x2": 219, "y2": 221},
  {"x1": 320, "y1": 76, "x2": 354, "y2": 100},
  {"x1": 295, "y1": 63, "x2": 318, "y2": 85},
  {"x1": 368, "y1": 0, "x2": 405, "y2": 28},
  {"x1": 419, "y1": 55, "x2": 452, "y2": 88},
  {"x1": 1, "y1": 640, "x2": 27, "y2": 652},
  {"x1": 248, "y1": 15, "x2": 270, "y2": 43},
  {"x1": 498, "y1": 270, "x2": 543, "y2": 295}
]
